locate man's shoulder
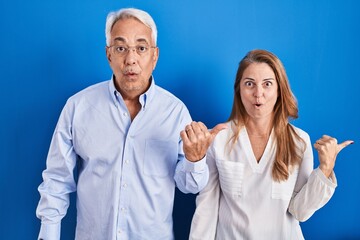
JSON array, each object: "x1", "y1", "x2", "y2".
[
  {"x1": 154, "y1": 85, "x2": 185, "y2": 106},
  {"x1": 69, "y1": 80, "x2": 109, "y2": 101}
]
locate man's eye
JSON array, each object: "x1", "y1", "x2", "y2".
[
  {"x1": 115, "y1": 46, "x2": 127, "y2": 52},
  {"x1": 137, "y1": 45, "x2": 148, "y2": 53}
]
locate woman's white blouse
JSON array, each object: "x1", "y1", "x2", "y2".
[{"x1": 189, "y1": 122, "x2": 337, "y2": 240}]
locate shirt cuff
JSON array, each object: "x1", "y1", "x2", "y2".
[
  {"x1": 315, "y1": 167, "x2": 337, "y2": 188},
  {"x1": 38, "y1": 223, "x2": 61, "y2": 240},
  {"x1": 183, "y1": 156, "x2": 207, "y2": 172}
]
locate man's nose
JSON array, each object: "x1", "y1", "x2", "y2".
[{"x1": 124, "y1": 48, "x2": 137, "y2": 65}]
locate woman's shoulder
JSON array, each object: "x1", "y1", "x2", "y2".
[
  {"x1": 212, "y1": 121, "x2": 243, "y2": 143},
  {"x1": 290, "y1": 124, "x2": 311, "y2": 141}
]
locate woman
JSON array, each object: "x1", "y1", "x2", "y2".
[{"x1": 189, "y1": 49, "x2": 353, "y2": 239}]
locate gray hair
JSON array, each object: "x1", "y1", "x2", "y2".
[{"x1": 105, "y1": 8, "x2": 157, "y2": 46}]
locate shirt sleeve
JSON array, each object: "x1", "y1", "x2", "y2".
[
  {"x1": 288, "y1": 133, "x2": 337, "y2": 222},
  {"x1": 37, "y1": 223, "x2": 61, "y2": 240},
  {"x1": 174, "y1": 155, "x2": 209, "y2": 194},
  {"x1": 173, "y1": 105, "x2": 209, "y2": 194},
  {"x1": 189, "y1": 145, "x2": 220, "y2": 240},
  {"x1": 36, "y1": 100, "x2": 78, "y2": 240}
]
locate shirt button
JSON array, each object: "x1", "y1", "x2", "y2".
[
  {"x1": 121, "y1": 207, "x2": 127, "y2": 213},
  {"x1": 123, "y1": 183, "x2": 127, "y2": 188},
  {"x1": 123, "y1": 112, "x2": 128, "y2": 117},
  {"x1": 125, "y1": 160, "x2": 129, "y2": 164}
]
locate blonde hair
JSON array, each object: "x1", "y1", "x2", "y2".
[{"x1": 228, "y1": 49, "x2": 305, "y2": 182}]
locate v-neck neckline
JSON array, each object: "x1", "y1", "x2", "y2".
[{"x1": 241, "y1": 127, "x2": 274, "y2": 173}]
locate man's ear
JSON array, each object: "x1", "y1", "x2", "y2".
[
  {"x1": 152, "y1": 47, "x2": 159, "y2": 70},
  {"x1": 106, "y1": 46, "x2": 111, "y2": 63}
]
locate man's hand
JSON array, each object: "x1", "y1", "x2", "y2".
[
  {"x1": 314, "y1": 135, "x2": 353, "y2": 177},
  {"x1": 180, "y1": 121, "x2": 227, "y2": 162}
]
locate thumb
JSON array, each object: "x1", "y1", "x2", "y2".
[
  {"x1": 338, "y1": 140, "x2": 354, "y2": 153},
  {"x1": 210, "y1": 123, "x2": 228, "y2": 137}
]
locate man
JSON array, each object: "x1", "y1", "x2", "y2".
[{"x1": 36, "y1": 7, "x2": 226, "y2": 240}]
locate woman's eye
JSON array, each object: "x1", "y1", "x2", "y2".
[
  {"x1": 264, "y1": 81, "x2": 273, "y2": 87},
  {"x1": 245, "y1": 81, "x2": 253, "y2": 87}
]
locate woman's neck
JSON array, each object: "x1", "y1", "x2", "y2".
[{"x1": 245, "y1": 118, "x2": 273, "y2": 137}]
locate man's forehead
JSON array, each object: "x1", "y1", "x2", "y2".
[
  {"x1": 112, "y1": 17, "x2": 150, "y2": 33},
  {"x1": 111, "y1": 18, "x2": 152, "y2": 44}
]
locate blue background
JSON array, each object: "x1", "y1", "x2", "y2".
[{"x1": 1, "y1": 0, "x2": 359, "y2": 239}]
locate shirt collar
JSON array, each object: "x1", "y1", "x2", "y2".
[
  {"x1": 108, "y1": 75, "x2": 156, "y2": 110},
  {"x1": 108, "y1": 76, "x2": 119, "y2": 107}
]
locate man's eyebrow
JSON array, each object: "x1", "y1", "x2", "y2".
[
  {"x1": 135, "y1": 38, "x2": 150, "y2": 44},
  {"x1": 114, "y1": 37, "x2": 126, "y2": 42},
  {"x1": 113, "y1": 37, "x2": 150, "y2": 44}
]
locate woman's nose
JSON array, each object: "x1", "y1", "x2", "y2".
[{"x1": 254, "y1": 86, "x2": 263, "y2": 97}]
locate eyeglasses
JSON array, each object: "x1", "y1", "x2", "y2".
[{"x1": 108, "y1": 44, "x2": 156, "y2": 57}]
